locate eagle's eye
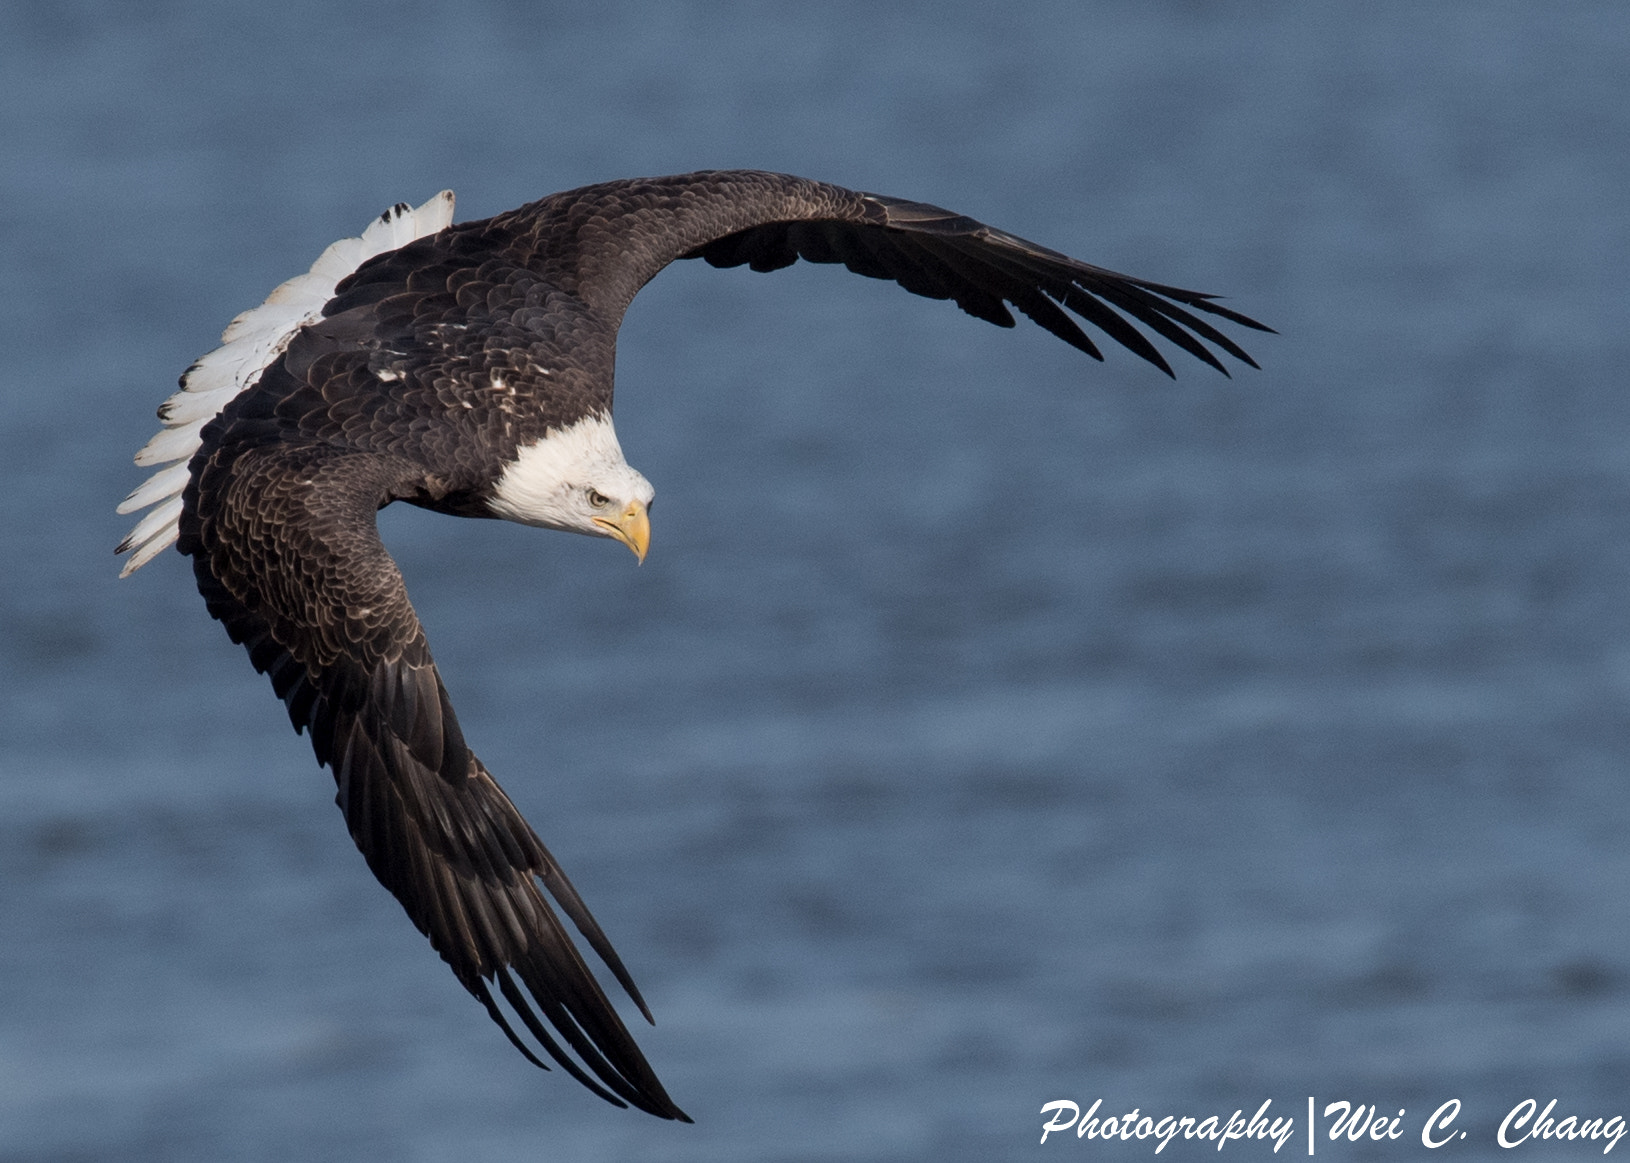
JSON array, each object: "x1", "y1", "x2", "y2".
[{"x1": 586, "y1": 488, "x2": 610, "y2": 508}]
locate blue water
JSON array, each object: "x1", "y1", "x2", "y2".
[{"x1": 4, "y1": 2, "x2": 1630, "y2": 1159}]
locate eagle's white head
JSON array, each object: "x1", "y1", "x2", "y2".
[{"x1": 488, "y1": 413, "x2": 655, "y2": 561}]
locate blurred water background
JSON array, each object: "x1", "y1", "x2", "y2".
[{"x1": 3, "y1": 2, "x2": 1629, "y2": 1159}]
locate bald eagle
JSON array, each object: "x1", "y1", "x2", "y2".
[{"x1": 118, "y1": 171, "x2": 1269, "y2": 1120}]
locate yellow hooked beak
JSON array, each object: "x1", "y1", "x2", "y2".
[{"x1": 592, "y1": 500, "x2": 651, "y2": 563}]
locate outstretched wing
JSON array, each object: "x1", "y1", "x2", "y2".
[
  {"x1": 688, "y1": 191, "x2": 1271, "y2": 377},
  {"x1": 179, "y1": 439, "x2": 689, "y2": 1121},
  {"x1": 521, "y1": 171, "x2": 1271, "y2": 376}
]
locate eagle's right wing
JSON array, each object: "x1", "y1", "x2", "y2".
[{"x1": 179, "y1": 439, "x2": 689, "y2": 1121}]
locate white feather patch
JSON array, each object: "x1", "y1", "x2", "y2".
[
  {"x1": 489, "y1": 414, "x2": 654, "y2": 533},
  {"x1": 117, "y1": 190, "x2": 457, "y2": 576}
]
